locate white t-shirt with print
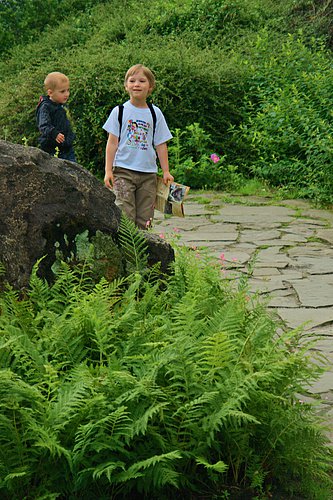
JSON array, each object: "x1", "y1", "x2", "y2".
[{"x1": 102, "y1": 100, "x2": 172, "y2": 173}]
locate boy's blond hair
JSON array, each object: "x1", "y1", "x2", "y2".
[
  {"x1": 124, "y1": 64, "x2": 156, "y2": 93},
  {"x1": 44, "y1": 72, "x2": 69, "y2": 91}
]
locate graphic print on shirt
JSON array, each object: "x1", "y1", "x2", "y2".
[{"x1": 126, "y1": 119, "x2": 150, "y2": 150}]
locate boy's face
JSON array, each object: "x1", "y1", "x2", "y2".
[
  {"x1": 48, "y1": 79, "x2": 70, "y2": 104},
  {"x1": 125, "y1": 70, "x2": 152, "y2": 101}
]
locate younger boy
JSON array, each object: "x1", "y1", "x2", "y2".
[
  {"x1": 103, "y1": 64, "x2": 174, "y2": 229},
  {"x1": 36, "y1": 71, "x2": 76, "y2": 162}
]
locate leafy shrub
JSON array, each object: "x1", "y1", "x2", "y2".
[
  {"x1": 0, "y1": 0, "x2": 107, "y2": 58},
  {"x1": 169, "y1": 124, "x2": 244, "y2": 190},
  {"x1": 236, "y1": 32, "x2": 333, "y2": 204},
  {"x1": 290, "y1": 0, "x2": 333, "y2": 49},
  {"x1": 0, "y1": 0, "x2": 247, "y2": 176},
  {"x1": 1, "y1": 0, "x2": 333, "y2": 201},
  {"x1": 0, "y1": 239, "x2": 331, "y2": 499}
]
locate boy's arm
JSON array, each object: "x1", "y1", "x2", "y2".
[
  {"x1": 37, "y1": 104, "x2": 60, "y2": 141},
  {"x1": 156, "y1": 142, "x2": 174, "y2": 185},
  {"x1": 104, "y1": 133, "x2": 119, "y2": 189}
]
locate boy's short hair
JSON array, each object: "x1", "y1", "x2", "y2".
[
  {"x1": 44, "y1": 72, "x2": 69, "y2": 91},
  {"x1": 124, "y1": 64, "x2": 156, "y2": 91}
]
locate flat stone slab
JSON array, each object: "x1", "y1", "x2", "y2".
[
  {"x1": 239, "y1": 229, "x2": 281, "y2": 242},
  {"x1": 183, "y1": 241, "x2": 235, "y2": 250},
  {"x1": 289, "y1": 275, "x2": 333, "y2": 307},
  {"x1": 316, "y1": 229, "x2": 333, "y2": 245},
  {"x1": 277, "y1": 307, "x2": 333, "y2": 329},
  {"x1": 256, "y1": 247, "x2": 293, "y2": 268},
  {"x1": 210, "y1": 250, "x2": 252, "y2": 265},
  {"x1": 291, "y1": 256, "x2": 333, "y2": 275},
  {"x1": 252, "y1": 267, "x2": 282, "y2": 276},
  {"x1": 252, "y1": 239, "x2": 300, "y2": 247},
  {"x1": 183, "y1": 203, "x2": 217, "y2": 216},
  {"x1": 177, "y1": 231, "x2": 238, "y2": 242},
  {"x1": 211, "y1": 205, "x2": 295, "y2": 225},
  {"x1": 280, "y1": 269, "x2": 304, "y2": 280},
  {"x1": 301, "y1": 209, "x2": 333, "y2": 224},
  {"x1": 280, "y1": 233, "x2": 308, "y2": 243},
  {"x1": 249, "y1": 276, "x2": 290, "y2": 294},
  {"x1": 266, "y1": 290, "x2": 300, "y2": 308},
  {"x1": 307, "y1": 371, "x2": 333, "y2": 395},
  {"x1": 194, "y1": 222, "x2": 239, "y2": 232},
  {"x1": 288, "y1": 217, "x2": 328, "y2": 227},
  {"x1": 153, "y1": 215, "x2": 212, "y2": 230},
  {"x1": 312, "y1": 338, "x2": 333, "y2": 355}
]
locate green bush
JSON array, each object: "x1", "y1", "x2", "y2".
[
  {"x1": 169, "y1": 124, "x2": 244, "y2": 190},
  {"x1": 0, "y1": 0, "x2": 248, "y2": 175},
  {"x1": 1, "y1": 0, "x2": 333, "y2": 201},
  {"x1": 0, "y1": 0, "x2": 106, "y2": 58},
  {"x1": 235, "y1": 32, "x2": 333, "y2": 203},
  {"x1": 0, "y1": 239, "x2": 331, "y2": 499}
]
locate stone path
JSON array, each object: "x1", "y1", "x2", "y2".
[{"x1": 153, "y1": 193, "x2": 333, "y2": 441}]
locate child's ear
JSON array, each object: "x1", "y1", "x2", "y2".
[{"x1": 47, "y1": 88, "x2": 52, "y2": 97}]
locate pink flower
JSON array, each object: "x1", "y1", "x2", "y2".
[
  {"x1": 219, "y1": 252, "x2": 225, "y2": 261},
  {"x1": 173, "y1": 227, "x2": 180, "y2": 233},
  {"x1": 159, "y1": 233, "x2": 165, "y2": 239},
  {"x1": 210, "y1": 153, "x2": 220, "y2": 164}
]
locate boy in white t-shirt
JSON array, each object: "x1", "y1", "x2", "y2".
[{"x1": 103, "y1": 64, "x2": 174, "y2": 229}]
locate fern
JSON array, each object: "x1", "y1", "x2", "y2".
[
  {"x1": 114, "y1": 451, "x2": 182, "y2": 491},
  {"x1": 118, "y1": 214, "x2": 148, "y2": 273},
  {"x1": 0, "y1": 243, "x2": 332, "y2": 499},
  {"x1": 196, "y1": 456, "x2": 228, "y2": 474}
]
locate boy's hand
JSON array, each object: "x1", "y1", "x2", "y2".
[
  {"x1": 104, "y1": 171, "x2": 114, "y2": 190},
  {"x1": 163, "y1": 170, "x2": 174, "y2": 185},
  {"x1": 55, "y1": 133, "x2": 65, "y2": 144}
]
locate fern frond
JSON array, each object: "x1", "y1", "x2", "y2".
[
  {"x1": 92, "y1": 460, "x2": 126, "y2": 481},
  {"x1": 28, "y1": 422, "x2": 72, "y2": 463},
  {"x1": 118, "y1": 214, "x2": 148, "y2": 272},
  {"x1": 131, "y1": 402, "x2": 169, "y2": 437},
  {"x1": 122, "y1": 450, "x2": 182, "y2": 475},
  {"x1": 47, "y1": 262, "x2": 86, "y2": 313},
  {"x1": 196, "y1": 456, "x2": 228, "y2": 474},
  {"x1": 73, "y1": 406, "x2": 132, "y2": 459},
  {"x1": 27, "y1": 257, "x2": 51, "y2": 311},
  {"x1": 0, "y1": 325, "x2": 46, "y2": 379},
  {"x1": 46, "y1": 366, "x2": 94, "y2": 429},
  {"x1": 198, "y1": 330, "x2": 236, "y2": 382}
]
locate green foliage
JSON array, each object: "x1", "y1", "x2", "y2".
[
  {"x1": 169, "y1": 124, "x2": 244, "y2": 190},
  {"x1": 1, "y1": 0, "x2": 333, "y2": 201},
  {"x1": 118, "y1": 214, "x2": 149, "y2": 273},
  {"x1": 0, "y1": 0, "x2": 248, "y2": 175},
  {"x1": 0, "y1": 245, "x2": 331, "y2": 499},
  {"x1": 234, "y1": 31, "x2": 333, "y2": 204},
  {"x1": 51, "y1": 229, "x2": 124, "y2": 285},
  {"x1": 290, "y1": 0, "x2": 333, "y2": 49},
  {"x1": 0, "y1": 0, "x2": 106, "y2": 58}
]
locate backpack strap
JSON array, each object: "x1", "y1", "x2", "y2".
[
  {"x1": 118, "y1": 104, "x2": 124, "y2": 141},
  {"x1": 117, "y1": 102, "x2": 156, "y2": 141},
  {"x1": 147, "y1": 101, "x2": 157, "y2": 141}
]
